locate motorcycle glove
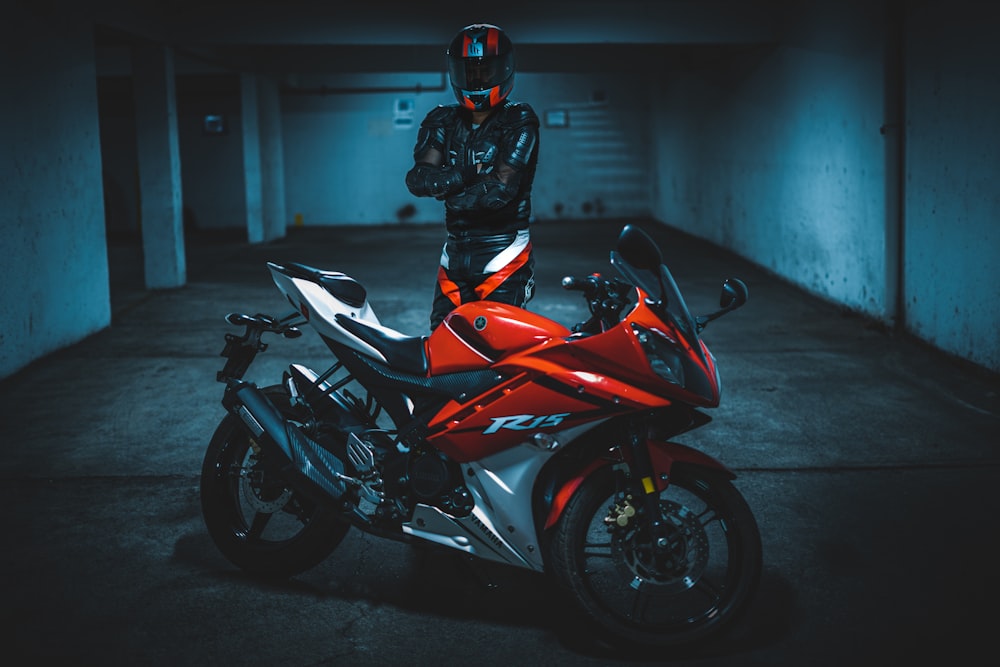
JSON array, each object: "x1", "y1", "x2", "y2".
[{"x1": 406, "y1": 162, "x2": 465, "y2": 199}]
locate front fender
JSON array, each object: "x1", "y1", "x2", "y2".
[
  {"x1": 645, "y1": 439, "x2": 735, "y2": 491},
  {"x1": 541, "y1": 439, "x2": 734, "y2": 530}
]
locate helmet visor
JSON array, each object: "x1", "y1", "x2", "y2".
[{"x1": 449, "y1": 55, "x2": 513, "y2": 92}]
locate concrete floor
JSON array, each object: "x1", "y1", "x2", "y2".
[{"x1": 2, "y1": 218, "x2": 998, "y2": 666}]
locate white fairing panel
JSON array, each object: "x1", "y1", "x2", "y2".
[{"x1": 268, "y1": 265, "x2": 387, "y2": 362}]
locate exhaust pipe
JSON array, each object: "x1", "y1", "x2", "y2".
[{"x1": 222, "y1": 379, "x2": 348, "y2": 502}]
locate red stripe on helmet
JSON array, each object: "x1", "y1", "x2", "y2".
[
  {"x1": 462, "y1": 34, "x2": 473, "y2": 58},
  {"x1": 486, "y1": 27, "x2": 499, "y2": 55}
]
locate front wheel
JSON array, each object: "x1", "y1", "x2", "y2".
[
  {"x1": 200, "y1": 385, "x2": 350, "y2": 578},
  {"x1": 548, "y1": 465, "x2": 761, "y2": 649}
]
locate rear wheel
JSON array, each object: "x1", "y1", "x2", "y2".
[
  {"x1": 548, "y1": 465, "x2": 761, "y2": 648},
  {"x1": 200, "y1": 385, "x2": 350, "y2": 578}
]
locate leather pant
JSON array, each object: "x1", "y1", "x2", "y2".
[{"x1": 430, "y1": 229, "x2": 535, "y2": 330}]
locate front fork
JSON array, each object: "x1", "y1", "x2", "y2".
[
  {"x1": 543, "y1": 419, "x2": 734, "y2": 531},
  {"x1": 621, "y1": 420, "x2": 672, "y2": 555}
]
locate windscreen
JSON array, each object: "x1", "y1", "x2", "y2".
[
  {"x1": 610, "y1": 250, "x2": 703, "y2": 354},
  {"x1": 448, "y1": 55, "x2": 513, "y2": 92}
]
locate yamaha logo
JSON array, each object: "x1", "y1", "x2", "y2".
[{"x1": 473, "y1": 316, "x2": 487, "y2": 331}]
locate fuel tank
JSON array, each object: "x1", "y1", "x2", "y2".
[{"x1": 426, "y1": 301, "x2": 571, "y2": 374}]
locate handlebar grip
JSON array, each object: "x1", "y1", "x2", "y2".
[
  {"x1": 561, "y1": 276, "x2": 582, "y2": 290},
  {"x1": 562, "y1": 274, "x2": 600, "y2": 292}
]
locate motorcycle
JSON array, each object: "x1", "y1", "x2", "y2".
[{"x1": 200, "y1": 223, "x2": 760, "y2": 649}]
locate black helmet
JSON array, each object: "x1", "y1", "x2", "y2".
[{"x1": 446, "y1": 24, "x2": 515, "y2": 111}]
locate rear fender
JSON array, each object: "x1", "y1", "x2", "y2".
[{"x1": 541, "y1": 439, "x2": 734, "y2": 530}]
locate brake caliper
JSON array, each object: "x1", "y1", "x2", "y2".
[{"x1": 604, "y1": 494, "x2": 637, "y2": 528}]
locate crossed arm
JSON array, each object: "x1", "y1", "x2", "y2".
[{"x1": 405, "y1": 107, "x2": 538, "y2": 213}]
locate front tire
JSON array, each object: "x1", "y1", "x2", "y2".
[
  {"x1": 548, "y1": 464, "x2": 761, "y2": 649},
  {"x1": 200, "y1": 385, "x2": 350, "y2": 578}
]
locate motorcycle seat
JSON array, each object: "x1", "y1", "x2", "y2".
[
  {"x1": 274, "y1": 262, "x2": 367, "y2": 308},
  {"x1": 334, "y1": 313, "x2": 428, "y2": 376}
]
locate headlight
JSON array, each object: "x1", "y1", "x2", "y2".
[{"x1": 633, "y1": 324, "x2": 685, "y2": 386}]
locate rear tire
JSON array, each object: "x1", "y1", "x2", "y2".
[
  {"x1": 200, "y1": 385, "x2": 350, "y2": 578},
  {"x1": 548, "y1": 465, "x2": 761, "y2": 649}
]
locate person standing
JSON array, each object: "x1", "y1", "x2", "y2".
[{"x1": 405, "y1": 23, "x2": 540, "y2": 330}]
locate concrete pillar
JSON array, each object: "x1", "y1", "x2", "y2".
[
  {"x1": 1, "y1": 7, "x2": 111, "y2": 379},
  {"x1": 132, "y1": 43, "x2": 185, "y2": 289},
  {"x1": 240, "y1": 73, "x2": 265, "y2": 243},
  {"x1": 240, "y1": 73, "x2": 286, "y2": 243},
  {"x1": 259, "y1": 76, "x2": 288, "y2": 242}
]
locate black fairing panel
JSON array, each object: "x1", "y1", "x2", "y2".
[{"x1": 320, "y1": 335, "x2": 503, "y2": 429}]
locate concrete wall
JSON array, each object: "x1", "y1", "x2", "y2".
[
  {"x1": 99, "y1": 70, "x2": 284, "y2": 236},
  {"x1": 904, "y1": 2, "x2": 1000, "y2": 373},
  {"x1": 649, "y1": 4, "x2": 889, "y2": 319},
  {"x1": 0, "y1": 8, "x2": 110, "y2": 380},
  {"x1": 279, "y1": 74, "x2": 426, "y2": 226},
  {"x1": 98, "y1": 70, "x2": 248, "y2": 235},
  {"x1": 176, "y1": 74, "x2": 246, "y2": 232},
  {"x1": 279, "y1": 71, "x2": 650, "y2": 225},
  {"x1": 96, "y1": 75, "x2": 140, "y2": 236},
  {"x1": 648, "y1": 1, "x2": 1000, "y2": 373},
  {"x1": 105, "y1": 69, "x2": 651, "y2": 231}
]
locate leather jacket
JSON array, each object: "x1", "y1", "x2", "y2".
[{"x1": 405, "y1": 101, "x2": 539, "y2": 235}]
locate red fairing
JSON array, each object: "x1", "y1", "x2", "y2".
[
  {"x1": 423, "y1": 292, "x2": 721, "y2": 462},
  {"x1": 644, "y1": 439, "x2": 733, "y2": 490},
  {"x1": 626, "y1": 293, "x2": 721, "y2": 408},
  {"x1": 426, "y1": 301, "x2": 571, "y2": 375}
]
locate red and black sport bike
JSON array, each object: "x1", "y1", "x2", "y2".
[{"x1": 201, "y1": 223, "x2": 760, "y2": 648}]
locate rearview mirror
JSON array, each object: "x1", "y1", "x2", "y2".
[
  {"x1": 696, "y1": 278, "x2": 749, "y2": 332},
  {"x1": 720, "y1": 278, "x2": 748, "y2": 309}
]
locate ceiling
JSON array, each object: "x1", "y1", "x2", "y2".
[{"x1": 84, "y1": 0, "x2": 787, "y2": 76}]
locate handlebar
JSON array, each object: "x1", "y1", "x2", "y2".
[{"x1": 562, "y1": 273, "x2": 634, "y2": 335}]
